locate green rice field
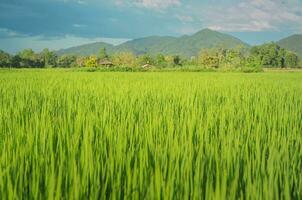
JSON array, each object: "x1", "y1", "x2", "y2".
[{"x1": 0, "y1": 70, "x2": 302, "y2": 199}]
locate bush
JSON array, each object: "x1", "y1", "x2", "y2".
[{"x1": 84, "y1": 56, "x2": 98, "y2": 68}]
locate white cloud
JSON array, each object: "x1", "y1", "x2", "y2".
[
  {"x1": 208, "y1": 21, "x2": 275, "y2": 32},
  {"x1": 136, "y1": 0, "x2": 180, "y2": 9},
  {"x1": 171, "y1": 0, "x2": 302, "y2": 33},
  {"x1": 77, "y1": 0, "x2": 87, "y2": 4},
  {"x1": 72, "y1": 24, "x2": 86, "y2": 28},
  {"x1": 200, "y1": 0, "x2": 302, "y2": 32},
  {"x1": 0, "y1": 34, "x2": 130, "y2": 54},
  {"x1": 175, "y1": 14, "x2": 193, "y2": 23},
  {"x1": 115, "y1": 0, "x2": 181, "y2": 10},
  {"x1": 177, "y1": 26, "x2": 199, "y2": 35},
  {"x1": 62, "y1": 0, "x2": 87, "y2": 4},
  {"x1": 0, "y1": 28, "x2": 26, "y2": 38}
]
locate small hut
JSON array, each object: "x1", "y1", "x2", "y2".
[
  {"x1": 99, "y1": 60, "x2": 114, "y2": 67},
  {"x1": 142, "y1": 64, "x2": 151, "y2": 69}
]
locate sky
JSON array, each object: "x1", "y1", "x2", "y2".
[{"x1": 1, "y1": 0, "x2": 302, "y2": 53}]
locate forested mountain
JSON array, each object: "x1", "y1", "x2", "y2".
[
  {"x1": 160, "y1": 29, "x2": 249, "y2": 57},
  {"x1": 114, "y1": 36, "x2": 177, "y2": 55},
  {"x1": 57, "y1": 42, "x2": 114, "y2": 56},
  {"x1": 277, "y1": 34, "x2": 302, "y2": 58},
  {"x1": 57, "y1": 29, "x2": 249, "y2": 57}
]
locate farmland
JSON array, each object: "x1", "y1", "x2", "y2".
[{"x1": 0, "y1": 70, "x2": 302, "y2": 199}]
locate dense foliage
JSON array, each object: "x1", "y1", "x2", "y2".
[
  {"x1": 0, "y1": 71, "x2": 301, "y2": 199},
  {"x1": 0, "y1": 43, "x2": 300, "y2": 70},
  {"x1": 250, "y1": 43, "x2": 299, "y2": 68}
]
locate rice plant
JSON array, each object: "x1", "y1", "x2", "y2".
[{"x1": 0, "y1": 70, "x2": 301, "y2": 199}]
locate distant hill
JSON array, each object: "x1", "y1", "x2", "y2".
[
  {"x1": 160, "y1": 29, "x2": 249, "y2": 57},
  {"x1": 57, "y1": 29, "x2": 249, "y2": 57},
  {"x1": 57, "y1": 42, "x2": 114, "y2": 56},
  {"x1": 277, "y1": 34, "x2": 302, "y2": 58},
  {"x1": 114, "y1": 36, "x2": 177, "y2": 55}
]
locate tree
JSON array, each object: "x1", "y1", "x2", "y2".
[
  {"x1": 57, "y1": 55, "x2": 76, "y2": 68},
  {"x1": 85, "y1": 56, "x2": 98, "y2": 68},
  {"x1": 173, "y1": 55, "x2": 181, "y2": 66},
  {"x1": 245, "y1": 55, "x2": 262, "y2": 69},
  {"x1": 10, "y1": 55, "x2": 22, "y2": 68},
  {"x1": 178, "y1": 56, "x2": 197, "y2": 66},
  {"x1": 163, "y1": 55, "x2": 182, "y2": 67},
  {"x1": 17, "y1": 49, "x2": 34, "y2": 67},
  {"x1": 222, "y1": 48, "x2": 245, "y2": 68},
  {"x1": 18, "y1": 49, "x2": 35, "y2": 60},
  {"x1": 76, "y1": 56, "x2": 86, "y2": 67},
  {"x1": 155, "y1": 53, "x2": 166, "y2": 67},
  {"x1": 249, "y1": 43, "x2": 295, "y2": 68},
  {"x1": 17, "y1": 49, "x2": 43, "y2": 68},
  {"x1": 165, "y1": 56, "x2": 175, "y2": 67},
  {"x1": 137, "y1": 54, "x2": 153, "y2": 66},
  {"x1": 99, "y1": 48, "x2": 109, "y2": 60},
  {"x1": 284, "y1": 51, "x2": 298, "y2": 68},
  {"x1": 40, "y1": 48, "x2": 57, "y2": 67},
  {"x1": 299, "y1": 61, "x2": 302, "y2": 68},
  {"x1": 196, "y1": 47, "x2": 249, "y2": 69},
  {"x1": 198, "y1": 49, "x2": 220, "y2": 68},
  {"x1": 0, "y1": 50, "x2": 11, "y2": 67},
  {"x1": 112, "y1": 52, "x2": 136, "y2": 67}
]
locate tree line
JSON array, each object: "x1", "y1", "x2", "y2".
[{"x1": 0, "y1": 43, "x2": 300, "y2": 70}]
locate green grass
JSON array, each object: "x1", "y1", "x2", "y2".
[{"x1": 0, "y1": 70, "x2": 302, "y2": 199}]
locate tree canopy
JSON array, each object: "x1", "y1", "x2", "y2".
[
  {"x1": 250, "y1": 43, "x2": 299, "y2": 68},
  {"x1": 0, "y1": 43, "x2": 300, "y2": 70}
]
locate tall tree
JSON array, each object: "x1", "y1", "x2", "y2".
[
  {"x1": 16, "y1": 49, "x2": 46, "y2": 68},
  {"x1": 285, "y1": 51, "x2": 298, "y2": 68},
  {"x1": 156, "y1": 54, "x2": 166, "y2": 67},
  {"x1": 10, "y1": 55, "x2": 22, "y2": 68},
  {"x1": 18, "y1": 49, "x2": 35, "y2": 60},
  {"x1": 0, "y1": 50, "x2": 11, "y2": 67},
  {"x1": 99, "y1": 48, "x2": 108, "y2": 60},
  {"x1": 173, "y1": 55, "x2": 181, "y2": 66},
  {"x1": 40, "y1": 48, "x2": 57, "y2": 67}
]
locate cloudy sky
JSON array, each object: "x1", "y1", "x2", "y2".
[{"x1": 1, "y1": 0, "x2": 302, "y2": 53}]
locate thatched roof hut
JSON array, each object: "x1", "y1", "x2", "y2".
[
  {"x1": 99, "y1": 60, "x2": 114, "y2": 67},
  {"x1": 142, "y1": 64, "x2": 151, "y2": 68}
]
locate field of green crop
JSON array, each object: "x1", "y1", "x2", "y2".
[{"x1": 0, "y1": 70, "x2": 302, "y2": 199}]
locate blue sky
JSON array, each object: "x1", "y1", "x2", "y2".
[{"x1": 1, "y1": 0, "x2": 302, "y2": 53}]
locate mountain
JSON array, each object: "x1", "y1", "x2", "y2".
[
  {"x1": 277, "y1": 34, "x2": 302, "y2": 58},
  {"x1": 57, "y1": 29, "x2": 249, "y2": 57},
  {"x1": 57, "y1": 42, "x2": 114, "y2": 56},
  {"x1": 114, "y1": 36, "x2": 177, "y2": 55},
  {"x1": 158, "y1": 29, "x2": 249, "y2": 57}
]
